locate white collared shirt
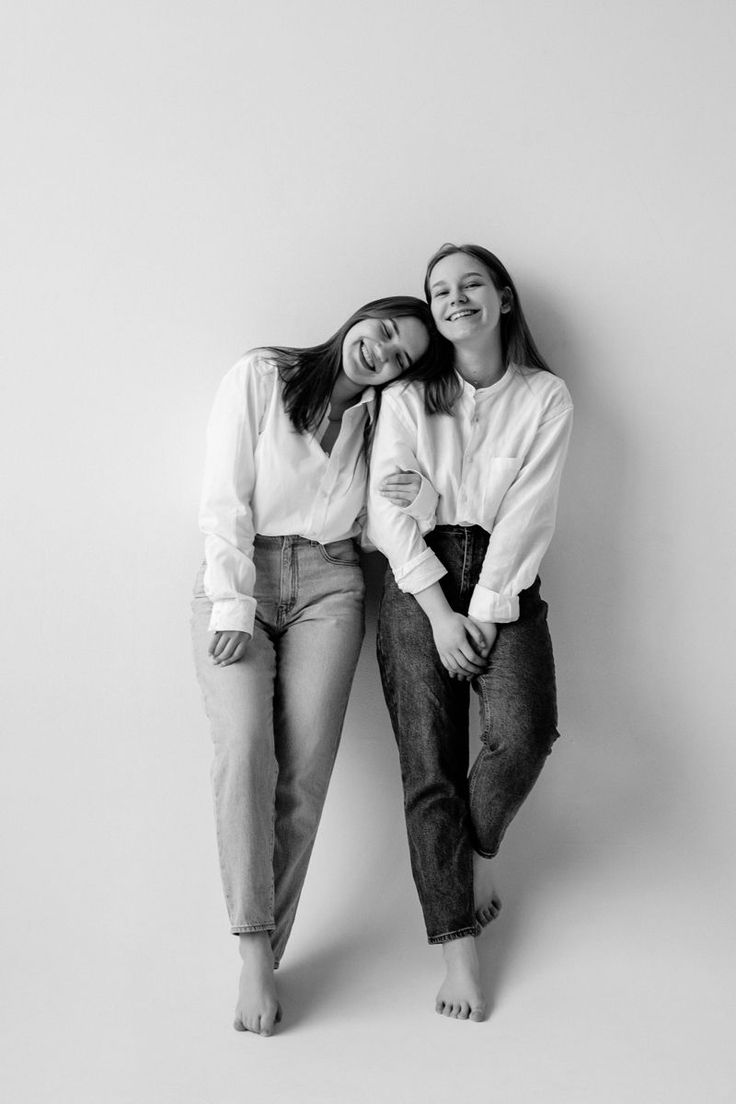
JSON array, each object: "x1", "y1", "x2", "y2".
[
  {"x1": 199, "y1": 350, "x2": 377, "y2": 635},
  {"x1": 367, "y1": 364, "x2": 573, "y2": 622}
]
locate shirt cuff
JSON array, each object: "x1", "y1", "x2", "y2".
[
  {"x1": 468, "y1": 585, "x2": 519, "y2": 623},
  {"x1": 208, "y1": 596, "x2": 257, "y2": 635},
  {"x1": 400, "y1": 474, "x2": 438, "y2": 532},
  {"x1": 394, "y1": 547, "x2": 447, "y2": 594}
]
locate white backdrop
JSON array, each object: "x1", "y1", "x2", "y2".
[{"x1": 3, "y1": 2, "x2": 735, "y2": 1101}]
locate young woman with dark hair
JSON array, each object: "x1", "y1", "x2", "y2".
[
  {"x1": 192, "y1": 296, "x2": 441, "y2": 1036},
  {"x1": 371, "y1": 245, "x2": 573, "y2": 1022}
]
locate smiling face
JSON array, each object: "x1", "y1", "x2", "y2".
[
  {"x1": 427, "y1": 252, "x2": 510, "y2": 346},
  {"x1": 341, "y1": 315, "x2": 429, "y2": 389}
]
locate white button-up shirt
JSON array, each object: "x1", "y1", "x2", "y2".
[
  {"x1": 367, "y1": 364, "x2": 573, "y2": 622},
  {"x1": 200, "y1": 351, "x2": 377, "y2": 635}
]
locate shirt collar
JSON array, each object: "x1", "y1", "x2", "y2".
[{"x1": 457, "y1": 365, "x2": 513, "y2": 398}]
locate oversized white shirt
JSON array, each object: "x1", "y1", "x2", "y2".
[
  {"x1": 200, "y1": 350, "x2": 378, "y2": 635},
  {"x1": 367, "y1": 364, "x2": 573, "y2": 623}
]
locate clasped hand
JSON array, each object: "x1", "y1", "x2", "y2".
[{"x1": 431, "y1": 612, "x2": 497, "y2": 681}]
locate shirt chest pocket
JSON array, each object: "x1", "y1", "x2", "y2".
[{"x1": 481, "y1": 456, "x2": 523, "y2": 520}]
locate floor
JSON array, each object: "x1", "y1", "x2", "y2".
[{"x1": 4, "y1": 626, "x2": 733, "y2": 1104}]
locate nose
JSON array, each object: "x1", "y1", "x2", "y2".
[
  {"x1": 375, "y1": 340, "x2": 391, "y2": 365},
  {"x1": 450, "y1": 286, "x2": 467, "y2": 306}
]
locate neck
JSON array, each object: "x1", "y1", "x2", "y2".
[
  {"x1": 453, "y1": 330, "x2": 505, "y2": 388},
  {"x1": 329, "y1": 371, "x2": 365, "y2": 412}
]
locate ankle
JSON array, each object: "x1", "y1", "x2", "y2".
[
  {"x1": 238, "y1": 931, "x2": 273, "y2": 964},
  {"x1": 442, "y1": 935, "x2": 478, "y2": 963}
]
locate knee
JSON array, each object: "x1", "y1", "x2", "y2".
[{"x1": 211, "y1": 723, "x2": 271, "y2": 778}]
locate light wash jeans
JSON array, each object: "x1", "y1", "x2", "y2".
[{"x1": 191, "y1": 535, "x2": 365, "y2": 964}]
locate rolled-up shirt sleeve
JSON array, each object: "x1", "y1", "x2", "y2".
[
  {"x1": 367, "y1": 391, "x2": 447, "y2": 593},
  {"x1": 199, "y1": 356, "x2": 270, "y2": 635},
  {"x1": 469, "y1": 400, "x2": 573, "y2": 623}
]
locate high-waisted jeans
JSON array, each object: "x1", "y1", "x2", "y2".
[
  {"x1": 191, "y1": 535, "x2": 365, "y2": 965},
  {"x1": 377, "y1": 525, "x2": 559, "y2": 944}
]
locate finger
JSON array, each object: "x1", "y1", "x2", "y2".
[
  {"x1": 208, "y1": 633, "x2": 221, "y2": 657},
  {"x1": 212, "y1": 635, "x2": 232, "y2": 660},
  {"x1": 220, "y1": 643, "x2": 247, "y2": 667},
  {"x1": 214, "y1": 637, "x2": 238, "y2": 664},
  {"x1": 458, "y1": 646, "x2": 487, "y2": 672},
  {"x1": 464, "y1": 623, "x2": 488, "y2": 655},
  {"x1": 453, "y1": 650, "x2": 486, "y2": 675}
]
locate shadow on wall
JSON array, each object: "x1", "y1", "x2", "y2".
[{"x1": 462, "y1": 286, "x2": 693, "y2": 1005}]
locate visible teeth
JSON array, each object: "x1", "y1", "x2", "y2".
[
  {"x1": 361, "y1": 341, "x2": 374, "y2": 368},
  {"x1": 448, "y1": 310, "x2": 475, "y2": 321}
]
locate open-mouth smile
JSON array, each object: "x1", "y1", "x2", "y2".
[
  {"x1": 447, "y1": 309, "x2": 478, "y2": 322},
  {"x1": 359, "y1": 341, "x2": 375, "y2": 370}
]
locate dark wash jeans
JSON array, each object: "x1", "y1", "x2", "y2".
[{"x1": 377, "y1": 525, "x2": 559, "y2": 944}]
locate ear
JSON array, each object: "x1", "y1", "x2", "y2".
[{"x1": 499, "y1": 288, "x2": 513, "y2": 314}]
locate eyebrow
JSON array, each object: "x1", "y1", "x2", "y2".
[
  {"x1": 429, "y1": 270, "x2": 486, "y2": 290},
  {"x1": 392, "y1": 319, "x2": 413, "y2": 367}
]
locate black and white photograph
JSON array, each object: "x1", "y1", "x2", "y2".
[{"x1": 2, "y1": 1, "x2": 734, "y2": 1101}]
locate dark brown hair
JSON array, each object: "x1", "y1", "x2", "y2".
[{"x1": 266, "y1": 296, "x2": 446, "y2": 432}]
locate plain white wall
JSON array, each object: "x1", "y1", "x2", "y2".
[{"x1": 3, "y1": 1, "x2": 735, "y2": 1100}]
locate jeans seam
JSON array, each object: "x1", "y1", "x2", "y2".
[
  {"x1": 230, "y1": 923, "x2": 275, "y2": 934},
  {"x1": 427, "y1": 924, "x2": 480, "y2": 944},
  {"x1": 461, "y1": 528, "x2": 470, "y2": 593}
]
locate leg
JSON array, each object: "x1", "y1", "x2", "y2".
[
  {"x1": 269, "y1": 541, "x2": 365, "y2": 965},
  {"x1": 377, "y1": 570, "x2": 477, "y2": 945},
  {"x1": 191, "y1": 575, "x2": 280, "y2": 1035},
  {"x1": 192, "y1": 599, "x2": 278, "y2": 934},
  {"x1": 469, "y1": 578, "x2": 559, "y2": 860},
  {"x1": 378, "y1": 578, "x2": 486, "y2": 1021}
]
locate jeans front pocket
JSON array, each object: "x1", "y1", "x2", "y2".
[{"x1": 318, "y1": 539, "x2": 360, "y2": 566}]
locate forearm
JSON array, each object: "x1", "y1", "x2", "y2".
[{"x1": 412, "y1": 581, "x2": 453, "y2": 625}]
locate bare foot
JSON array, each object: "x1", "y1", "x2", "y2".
[
  {"x1": 473, "y1": 852, "x2": 502, "y2": 928},
  {"x1": 233, "y1": 932, "x2": 281, "y2": 1036},
  {"x1": 436, "y1": 936, "x2": 486, "y2": 1021}
]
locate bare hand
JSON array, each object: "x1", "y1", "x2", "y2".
[
  {"x1": 430, "y1": 610, "x2": 490, "y2": 680},
  {"x1": 378, "y1": 470, "x2": 422, "y2": 508},
  {"x1": 209, "y1": 630, "x2": 251, "y2": 667},
  {"x1": 469, "y1": 618, "x2": 498, "y2": 659}
]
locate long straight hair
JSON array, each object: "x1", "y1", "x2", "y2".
[
  {"x1": 423, "y1": 242, "x2": 553, "y2": 411},
  {"x1": 265, "y1": 296, "x2": 445, "y2": 432}
]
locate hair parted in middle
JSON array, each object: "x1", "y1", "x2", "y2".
[
  {"x1": 423, "y1": 241, "x2": 554, "y2": 412},
  {"x1": 265, "y1": 296, "x2": 449, "y2": 433}
]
